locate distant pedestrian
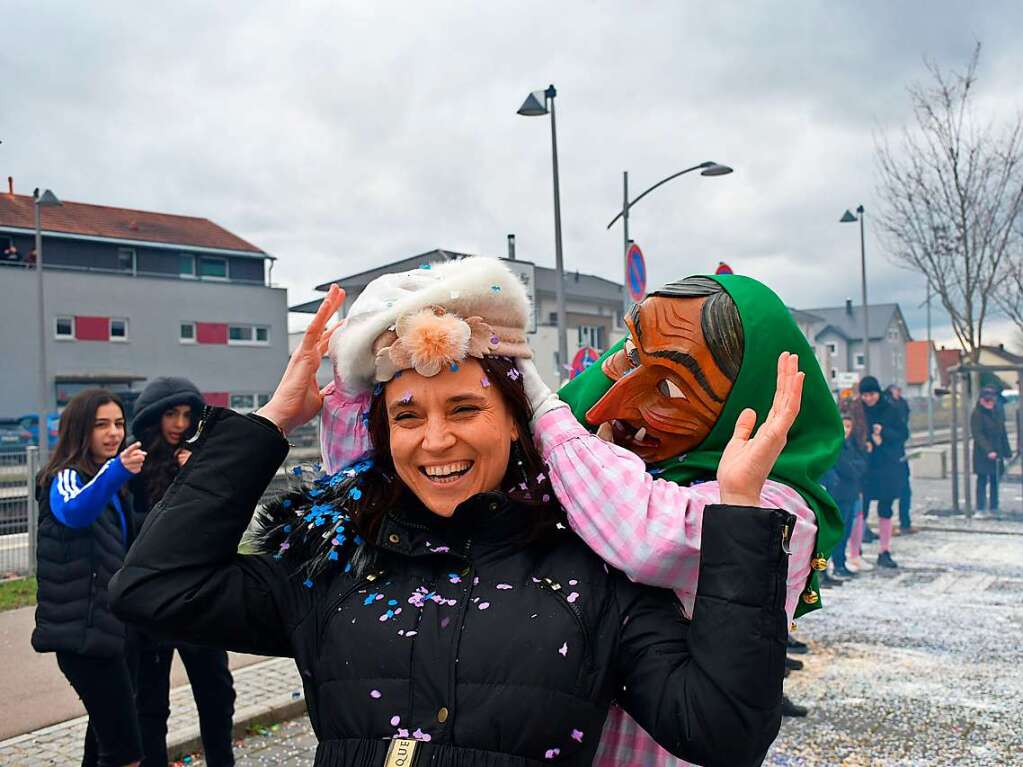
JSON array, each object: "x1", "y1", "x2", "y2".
[
  {"x1": 130, "y1": 378, "x2": 236, "y2": 767},
  {"x1": 971, "y1": 387, "x2": 1012, "y2": 516},
  {"x1": 823, "y1": 413, "x2": 869, "y2": 578},
  {"x1": 859, "y1": 376, "x2": 908, "y2": 568},
  {"x1": 32, "y1": 388, "x2": 146, "y2": 767},
  {"x1": 886, "y1": 384, "x2": 915, "y2": 533},
  {"x1": 844, "y1": 397, "x2": 875, "y2": 571}
]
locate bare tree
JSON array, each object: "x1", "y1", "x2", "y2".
[{"x1": 875, "y1": 43, "x2": 1023, "y2": 360}]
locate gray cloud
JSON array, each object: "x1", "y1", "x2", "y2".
[{"x1": 3, "y1": 0, "x2": 1021, "y2": 348}]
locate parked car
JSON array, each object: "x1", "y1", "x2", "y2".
[
  {"x1": 0, "y1": 419, "x2": 34, "y2": 453},
  {"x1": 18, "y1": 413, "x2": 61, "y2": 449}
]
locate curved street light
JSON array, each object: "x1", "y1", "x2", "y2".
[
  {"x1": 34, "y1": 188, "x2": 62, "y2": 464},
  {"x1": 607, "y1": 161, "x2": 733, "y2": 317},
  {"x1": 840, "y1": 205, "x2": 870, "y2": 375}
]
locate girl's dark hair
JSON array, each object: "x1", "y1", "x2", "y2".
[
  {"x1": 137, "y1": 407, "x2": 196, "y2": 508},
  {"x1": 352, "y1": 355, "x2": 564, "y2": 544},
  {"x1": 840, "y1": 397, "x2": 869, "y2": 447},
  {"x1": 40, "y1": 388, "x2": 127, "y2": 490},
  {"x1": 648, "y1": 275, "x2": 744, "y2": 382}
]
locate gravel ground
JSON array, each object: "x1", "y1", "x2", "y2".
[{"x1": 173, "y1": 498, "x2": 1023, "y2": 767}]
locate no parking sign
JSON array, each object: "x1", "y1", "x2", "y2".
[
  {"x1": 570, "y1": 346, "x2": 600, "y2": 379},
  {"x1": 626, "y1": 243, "x2": 647, "y2": 303}
]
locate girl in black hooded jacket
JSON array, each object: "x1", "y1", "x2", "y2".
[{"x1": 111, "y1": 286, "x2": 796, "y2": 767}]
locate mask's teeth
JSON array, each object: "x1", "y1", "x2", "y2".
[{"x1": 634, "y1": 427, "x2": 647, "y2": 443}]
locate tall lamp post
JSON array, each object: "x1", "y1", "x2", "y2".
[
  {"x1": 518, "y1": 84, "x2": 568, "y2": 381},
  {"x1": 607, "y1": 161, "x2": 732, "y2": 317},
  {"x1": 34, "y1": 188, "x2": 62, "y2": 464},
  {"x1": 840, "y1": 205, "x2": 870, "y2": 375}
]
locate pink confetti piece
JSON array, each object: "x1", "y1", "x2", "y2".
[
  {"x1": 412, "y1": 728, "x2": 432, "y2": 742},
  {"x1": 480, "y1": 375, "x2": 491, "y2": 388},
  {"x1": 440, "y1": 617, "x2": 451, "y2": 628},
  {"x1": 399, "y1": 391, "x2": 413, "y2": 404},
  {"x1": 571, "y1": 729, "x2": 584, "y2": 743},
  {"x1": 406, "y1": 630, "x2": 418, "y2": 637},
  {"x1": 568, "y1": 579, "x2": 578, "y2": 586},
  {"x1": 558, "y1": 642, "x2": 568, "y2": 657},
  {"x1": 566, "y1": 592, "x2": 579, "y2": 604},
  {"x1": 473, "y1": 576, "x2": 480, "y2": 585},
  {"x1": 519, "y1": 482, "x2": 528, "y2": 491},
  {"x1": 545, "y1": 748, "x2": 560, "y2": 759},
  {"x1": 496, "y1": 583, "x2": 513, "y2": 590},
  {"x1": 542, "y1": 494, "x2": 551, "y2": 503},
  {"x1": 390, "y1": 715, "x2": 401, "y2": 726},
  {"x1": 396, "y1": 728, "x2": 409, "y2": 738},
  {"x1": 536, "y1": 472, "x2": 546, "y2": 483},
  {"x1": 507, "y1": 367, "x2": 521, "y2": 381},
  {"x1": 370, "y1": 690, "x2": 382, "y2": 699},
  {"x1": 478, "y1": 602, "x2": 490, "y2": 610}
]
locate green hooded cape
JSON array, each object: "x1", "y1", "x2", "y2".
[{"x1": 557, "y1": 274, "x2": 843, "y2": 617}]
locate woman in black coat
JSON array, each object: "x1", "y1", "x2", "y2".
[
  {"x1": 111, "y1": 285, "x2": 797, "y2": 767},
  {"x1": 971, "y1": 387, "x2": 1012, "y2": 513},
  {"x1": 130, "y1": 377, "x2": 237, "y2": 767},
  {"x1": 859, "y1": 376, "x2": 908, "y2": 568}
]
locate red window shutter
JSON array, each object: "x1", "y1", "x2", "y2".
[
  {"x1": 196, "y1": 322, "x2": 228, "y2": 344},
  {"x1": 202, "y1": 392, "x2": 230, "y2": 407},
  {"x1": 75, "y1": 316, "x2": 110, "y2": 341}
]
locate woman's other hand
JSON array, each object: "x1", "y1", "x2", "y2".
[
  {"x1": 516, "y1": 358, "x2": 566, "y2": 424},
  {"x1": 871, "y1": 424, "x2": 883, "y2": 446},
  {"x1": 119, "y1": 442, "x2": 147, "y2": 474},
  {"x1": 717, "y1": 352, "x2": 804, "y2": 507},
  {"x1": 257, "y1": 284, "x2": 345, "y2": 435},
  {"x1": 175, "y1": 449, "x2": 192, "y2": 467}
]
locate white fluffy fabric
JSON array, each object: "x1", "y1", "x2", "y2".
[{"x1": 330, "y1": 256, "x2": 532, "y2": 394}]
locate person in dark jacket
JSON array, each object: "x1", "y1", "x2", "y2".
[
  {"x1": 859, "y1": 376, "x2": 908, "y2": 568},
  {"x1": 971, "y1": 387, "x2": 1012, "y2": 515},
  {"x1": 886, "y1": 384, "x2": 915, "y2": 534},
  {"x1": 33, "y1": 388, "x2": 146, "y2": 767},
  {"x1": 823, "y1": 414, "x2": 869, "y2": 578},
  {"x1": 111, "y1": 283, "x2": 798, "y2": 767},
  {"x1": 130, "y1": 378, "x2": 237, "y2": 767}
]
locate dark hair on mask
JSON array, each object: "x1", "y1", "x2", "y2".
[{"x1": 647, "y1": 276, "x2": 744, "y2": 382}]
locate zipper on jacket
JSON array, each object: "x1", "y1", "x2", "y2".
[
  {"x1": 320, "y1": 572, "x2": 384, "y2": 645},
  {"x1": 535, "y1": 577, "x2": 593, "y2": 691},
  {"x1": 86, "y1": 571, "x2": 97, "y2": 627}
]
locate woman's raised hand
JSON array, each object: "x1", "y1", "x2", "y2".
[
  {"x1": 717, "y1": 352, "x2": 804, "y2": 507},
  {"x1": 257, "y1": 284, "x2": 345, "y2": 435},
  {"x1": 119, "y1": 442, "x2": 147, "y2": 474}
]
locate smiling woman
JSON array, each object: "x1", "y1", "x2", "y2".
[{"x1": 110, "y1": 258, "x2": 796, "y2": 767}]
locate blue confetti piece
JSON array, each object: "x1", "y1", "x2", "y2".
[
  {"x1": 363, "y1": 593, "x2": 378, "y2": 606},
  {"x1": 292, "y1": 466, "x2": 302, "y2": 477},
  {"x1": 387, "y1": 599, "x2": 398, "y2": 606},
  {"x1": 282, "y1": 499, "x2": 292, "y2": 509},
  {"x1": 283, "y1": 524, "x2": 292, "y2": 533},
  {"x1": 303, "y1": 578, "x2": 314, "y2": 589},
  {"x1": 350, "y1": 487, "x2": 363, "y2": 501},
  {"x1": 490, "y1": 284, "x2": 501, "y2": 292},
  {"x1": 373, "y1": 383, "x2": 384, "y2": 396},
  {"x1": 308, "y1": 488, "x2": 324, "y2": 498},
  {"x1": 328, "y1": 551, "x2": 339, "y2": 561},
  {"x1": 354, "y1": 535, "x2": 364, "y2": 545},
  {"x1": 344, "y1": 562, "x2": 352, "y2": 573},
  {"x1": 450, "y1": 362, "x2": 459, "y2": 372},
  {"x1": 419, "y1": 263, "x2": 432, "y2": 269}
]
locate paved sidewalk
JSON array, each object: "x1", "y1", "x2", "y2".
[{"x1": 0, "y1": 657, "x2": 304, "y2": 766}]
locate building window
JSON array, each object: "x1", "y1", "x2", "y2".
[
  {"x1": 228, "y1": 324, "x2": 270, "y2": 345},
  {"x1": 55, "y1": 316, "x2": 74, "y2": 339},
  {"x1": 578, "y1": 325, "x2": 605, "y2": 350},
  {"x1": 257, "y1": 393, "x2": 271, "y2": 407},
  {"x1": 855, "y1": 353, "x2": 865, "y2": 368},
  {"x1": 230, "y1": 393, "x2": 256, "y2": 412},
  {"x1": 180, "y1": 322, "x2": 196, "y2": 343},
  {"x1": 826, "y1": 343, "x2": 837, "y2": 357},
  {"x1": 830, "y1": 368, "x2": 837, "y2": 379},
  {"x1": 179, "y1": 253, "x2": 196, "y2": 277},
  {"x1": 2, "y1": 236, "x2": 18, "y2": 262},
  {"x1": 110, "y1": 318, "x2": 128, "y2": 341},
  {"x1": 117, "y1": 247, "x2": 136, "y2": 274},
  {"x1": 198, "y1": 256, "x2": 228, "y2": 280}
]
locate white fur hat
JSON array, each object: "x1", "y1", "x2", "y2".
[{"x1": 330, "y1": 256, "x2": 532, "y2": 395}]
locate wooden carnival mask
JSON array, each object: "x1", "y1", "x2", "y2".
[{"x1": 585, "y1": 293, "x2": 737, "y2": 463}]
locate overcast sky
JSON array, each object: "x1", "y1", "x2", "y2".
[{"x1": 4, "y1": 1, "x2": 1022, "y2": 346}]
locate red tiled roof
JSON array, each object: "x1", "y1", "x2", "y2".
[
  {"x1": 0, "y1": 193, "x2": 264, "y2": 253},
  {"x1": 936, "y1": 348, "x2": 963, "y2": 387},
  {"x1": 905, "y1": 340, "x2": 932, "y2": 385}
]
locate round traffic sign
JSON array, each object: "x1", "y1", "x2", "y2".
[
  {"x1": 570, "y1": 346, "x2": 600, "y2": 379},
  {"x1": 626, "y1": 244, "x2": 646, "y2": 302}
]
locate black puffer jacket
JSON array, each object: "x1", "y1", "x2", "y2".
[
  {"x1": 33, "y1": 475, "x2": 134, "y2": 657},
  {"x1": 863, "y1": 397, "x2": 909, "y2": 501},
  {"x1": 971, "y1": 404, "x2": 1012, "y2": 475},
  {"x1": 110, "y1": 409, "x2": 792, "y2": 767}
]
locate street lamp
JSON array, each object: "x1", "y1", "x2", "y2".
[
  {"x1": 518, "y1": 84, "x2": 568, "y2": 382},
  {"x1": 840, "y1": 205, "x2": 870, "y2": 375},
  {"x1": 607, "y1": 161, "x2": 733, "y2": 318},
  {"x1": 34, "y1": 188, "x2": 62, "y2": 463}
]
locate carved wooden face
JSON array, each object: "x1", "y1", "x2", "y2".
[{"x1": 585, "y1": 295, "x2": 734, "y2": 462}]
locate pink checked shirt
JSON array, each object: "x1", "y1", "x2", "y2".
[{"x1": 319, "y1": 384, "x2": 817, "y2": 767}]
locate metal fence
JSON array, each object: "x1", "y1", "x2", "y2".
[{"x1": 0, "y1": 446, "x2": 38, "y2": 578}]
